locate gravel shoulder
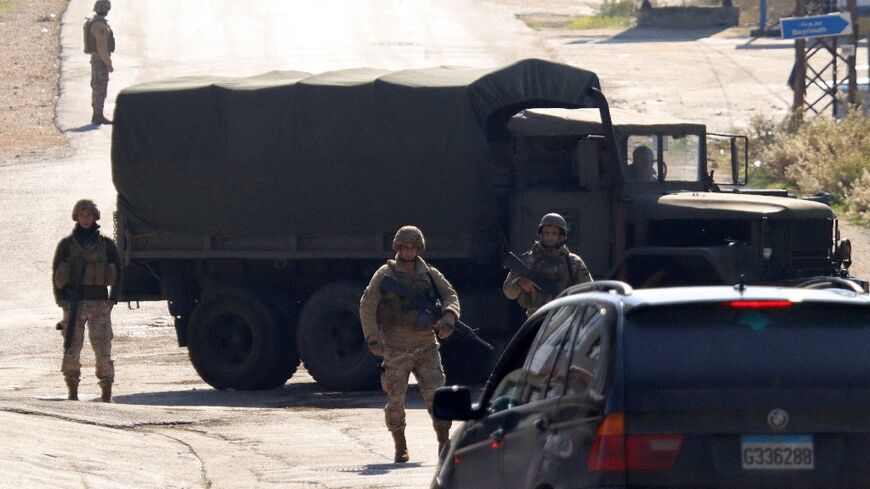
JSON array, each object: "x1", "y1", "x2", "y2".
[{"x1": 0, "y1": 0, "x2": 71, "y2": 163}]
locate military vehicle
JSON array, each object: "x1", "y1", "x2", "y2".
[{"x1": 111, "y1": 59, "x2": 859, "y2": 392}]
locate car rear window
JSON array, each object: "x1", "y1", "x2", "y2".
[{"x1": 624, "y1": 302, "x2": 870, "y2": 389}]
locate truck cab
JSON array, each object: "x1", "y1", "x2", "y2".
[{"x1": 505, "y1": 107, "x2": 857, "y2": 289}]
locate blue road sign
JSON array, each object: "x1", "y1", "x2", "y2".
[{"x1": 781, "y1": 13, "x2": 853, "y2": 39}]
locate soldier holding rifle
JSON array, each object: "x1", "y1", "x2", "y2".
[
  {"x1": 52, "y1": 200, "x2": 122, "y2": 402},
  {"x1": 359, "y1": 226, "x2": 460, "y2": 463},
  {"x1": 503, "y1": 213, "x2": 592, "y2": 316}
]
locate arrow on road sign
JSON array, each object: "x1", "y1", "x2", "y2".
[{"x1": 780, "y1": 12, "x2": 853, "y2": 39}]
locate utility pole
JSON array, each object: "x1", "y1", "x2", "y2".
[
  {"x1": 847, "y1": 0, "x2": 859, "y2": 106},
  {"x1": 792, "y1": 0, "x2": 807, "y2": 109}
]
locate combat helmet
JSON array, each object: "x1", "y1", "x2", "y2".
[
  {"x1": 93, "y1": 0, "x2": 111, "y2": 14},
  {"x1": 71, "y1": 199, "x2": 101, "y2": 221},
  {"x1": 392, "y1": 226, "x2": 425, "y2": 252},
  {"x1": 538, "y1": 213, "x2": 567, "y2": 236}
]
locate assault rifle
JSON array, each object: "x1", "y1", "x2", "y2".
[
  {"x1": 501, "y1": 251, "x2": 561, "y2": 297},
  {"x1": 378, "y1": 275, "x2": 493, "y2": 351},
  {"x1": 62, "y1": 258, "x2": 85, "y2": 354}
]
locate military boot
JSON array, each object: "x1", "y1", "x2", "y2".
[
  {"x1": 392, "y1": 430, "x2": 409, "y2": 463},
  {"x1": 66, "y1": 380, "x2": 79, "y2": 401},
  {"x1": 436, "y1": 425, "x2": 450, "y2": 457},
  {"x1": 100, "y1": 383, "x2": 113, "y2": 403},
  {"x1": 91, "y1": 110, "x2": 112, "y2": 125}
]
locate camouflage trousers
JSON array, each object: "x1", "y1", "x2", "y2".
[
  {"x1": 90, "y1": 56, "x2": 109, "y2": 112},
  {"x1": 61, "y1": 300, "x2": 114, "y2": 387},
  {"x1": 381, "y1": 344, "x2": 451, "y2": 434}
]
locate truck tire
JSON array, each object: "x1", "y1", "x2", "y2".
[
  {"x1": 297, "y1": 282, "x2": 380, "y2": 391},
  {"x1": 187, "y1": 288, "x2": 295, "y2": 390},
  {"x1": 250, "y1": 304, "x2": 301, "y2": 390}
]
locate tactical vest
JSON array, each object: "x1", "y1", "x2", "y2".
[
  {"x1": 53, "y1": 237, "x2": 117, "y2": 289},
  {"x1": 376, "y1": 265, "x2": 438, "y2": 338},
  {"x1": 517, "y1": 248, "x2": 575, "y2": 311},
  {"x1": 83, "y1": 17, "x2": 115, "y2": 55}
]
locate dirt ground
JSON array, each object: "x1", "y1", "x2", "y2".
[{"x1": 0, "y1": 0, "x2": 70, "y2": 162}]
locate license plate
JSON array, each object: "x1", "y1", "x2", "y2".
[{"x1": 740, "y1": 435, "x2": 814, "y2": 470}]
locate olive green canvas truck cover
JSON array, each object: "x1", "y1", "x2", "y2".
[{"x1": 111, "y1": 59, "x2": 601, "y2": 257}]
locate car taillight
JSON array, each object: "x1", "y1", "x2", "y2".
[
  {"x1": 587, "y1": 412, "x2": 684, "y2": 472},
  {"x1": 726, "y1": 300, "x2": 792, "y2": 309}
]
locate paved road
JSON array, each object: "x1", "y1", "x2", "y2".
[
  {"x1": 1, "y1": 1, "x2": 544, "y2": 487},
  {"x1": 1, "y1": 1, "x2": 867, "y2": 487}
]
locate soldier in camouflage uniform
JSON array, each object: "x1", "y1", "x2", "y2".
[
  {"x1": 503, "y1": 213, "x2": 592, "y2": 316},
  {"x1": 52, "y1": 200, "x2": 122, "y2": 402},
  {"x1": 85, "y1": 0, "x2": 115, "y2": 125},
  {"x1": 359, "y1": 226, "x2": 460, "y2": 463}
]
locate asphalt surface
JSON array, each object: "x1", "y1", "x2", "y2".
[
  {"x1": 0, "y1": 1, "x2": 867, "y2": 487},
  {"x1": 1, "y1": 1, "x2": 546, "y2": 487}
]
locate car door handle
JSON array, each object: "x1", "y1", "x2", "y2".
[
  {"x1": 490, "y1": 428, "x2": 505, "y2": 441},
  {"x1": 534, "y1": 416, "x2": 551, "y2": 431}
]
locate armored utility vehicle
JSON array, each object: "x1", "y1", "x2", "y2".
[{"x1": 111, "y1": 59, "x2": 858, "y2": 391}]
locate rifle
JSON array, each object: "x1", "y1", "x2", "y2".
[
  {"x1": 62, "y1": 259, "x2": 84, "y2": 354},
  {"x1": 501, "y1": 251, "x2": 561, "y2": 297},
  {"x1": 378, "y1": 275, "x2": 493, "y2": 351}
]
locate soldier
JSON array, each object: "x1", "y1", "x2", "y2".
[
  {"x1": 503, "y1": 213, "x2": 592, "y2": 316},
  {"x1": 52, "y1": 200, "x2": 122, "y2": 402},
  {"x1": 84, "y1": 0, "x2": 115, "y2": 125},
  {"x1": 359, "y1": 226, "x2": 460, "y2": 463},
  {"x1": 629, "y1": 146, "x2": 657, "y2": 181}
]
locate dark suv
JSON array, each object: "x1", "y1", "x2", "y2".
[{"x1": 431, "y1": 280, "x2": 870, "y2": 488}]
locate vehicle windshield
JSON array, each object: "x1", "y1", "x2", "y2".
[
  {"x1": 627, "y1": 134, "x2": 701, "y2": 183},
  {"x1": 624, "y1": 302, "x2": 870, "y2": 391}
]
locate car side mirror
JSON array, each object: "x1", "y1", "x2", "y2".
[{"x1": 433, "y1": 385, "x2": 476, "y2": 421}]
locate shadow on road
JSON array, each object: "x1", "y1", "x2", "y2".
[
  {"x1": 567, "y1": 26, "x2": 729, "y2": 44},
  {"x1": 356, "y1": 462, "x2": 424, "y2": 476},
  {"x1": 115, "y1": 382, "x2": 438, "y2": 410},
  {"x1": 64, "y1": 124, "x2": 101, "y2": 133}
]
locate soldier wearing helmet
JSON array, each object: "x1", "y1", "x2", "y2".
[
  {"x1": 503, "y1": 213, "x2": 592, "y2": 315},
  {"x1": 52, "y1": 199, "x2": 122, "y2": 402},
  {"x1": 629, "y1": 146, "x2": 657, "y2": 181},
  {"x1": 359, "y1": 225, "x2": 460, "y2": 463},
  {"x1": 84, "y1": 0, "x2": 115, "y2": 125}
]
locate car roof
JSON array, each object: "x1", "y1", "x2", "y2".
[{"x1": 530, "y1": 284, "x2": 870, "y2": 320}]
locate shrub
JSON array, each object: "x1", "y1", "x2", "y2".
[
  {"x1": 595, "y1": 0, "x2": 636, "y2": 18},
  {"x1": 847, "y1": 169, "x2": 870, "y2": 223},
  {"x1": 757, "y1": 110, "x2": 870, "y2": 209}
]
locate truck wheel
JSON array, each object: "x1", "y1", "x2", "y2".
[
  {"x1": 297, "y1": 282, "x2": 380, "y2": 391},
  {"x1": 250, "y1": 305, "x2": 301, "y2": 390},
  {"x1": 187, "y1": 288, "x2": 292, "y2": 390}
]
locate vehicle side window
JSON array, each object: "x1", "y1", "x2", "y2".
[
  {"x1": 486, "y1": 317, "x2": 546, "y2": 415},
  {"x1": 524, "y1": 136, "x2": 582, "y2": 191},
  {"x1": 486, "y1": 306, "x2": 585, "y2": 415},
  {"x1": 518, "y1": 305, "x2": 579, "y2": 405},
  {"x1": 544, "y1": 305, "x2": 596, "y2": 399},
  {"x1": 566, "y1": 305, "x2": 609, "y2": 396}
]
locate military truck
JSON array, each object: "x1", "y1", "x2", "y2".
[{"x1": 112, "y1": 59, "x2": 858, "y2": 392}]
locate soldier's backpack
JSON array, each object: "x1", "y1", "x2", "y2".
[{"x1": 83, "y1": 17, "x2": 96, "y2": 54}]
